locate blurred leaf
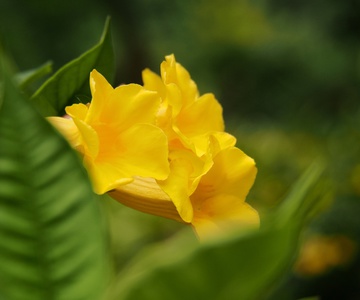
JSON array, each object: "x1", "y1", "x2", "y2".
[
  {"x1": 15, "y1": 61, "x2": 53, "y2": 91},
  {"x1": 274, "y1": 161, "x2": 327, "y2": 226},
  {"x1": 0, "y1": 57, "x2": 107, "y2": 299},
  {"x1": 109, "y1": 163, "x2": 324, "y2": 300},
  {"x1": 110, "y1": 225, "x2": 297, "y2": 300},
  {"x1": 29, "y1": 17, "x2": 114, "y2": 117}
]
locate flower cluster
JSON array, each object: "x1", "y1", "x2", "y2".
[{"x1": 48, "y1": 54, "x2": 259, "y2": 239}]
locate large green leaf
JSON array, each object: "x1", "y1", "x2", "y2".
[
  {"x1": 109, "y1": 164, "x2": 324, "y2": 300},
  {"x1": 0, "y1": 58, "x2": 108, "y2": 299},
  {"x1": 110, "y1": 225, "x2": 298, "y2": 300},
  {"x1": 29, "y1": 17, "x2": 114, "y2": 117}
]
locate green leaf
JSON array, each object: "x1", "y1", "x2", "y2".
[
  {"x1": 110, "y1": 225, "x2": 298, "y2": 300},
  {"x1": 30, "y1": 17, "x2": 114, "y2": 117},
  {"x1": 274, "y1": 161, "x2": 327, "y2": 226},
  {"x1": 109, "y1": 163, "x2": 324, "y2": 300},
  {"x1": 15, "y1": 61, "x2": 53, "y2": 92},
  {"x1": 0, "y1": 57, "x2": 108, "y2": 299}
]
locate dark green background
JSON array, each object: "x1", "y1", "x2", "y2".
[{"x1": 1, "y1": 1, "x2": 360, "y2": 299}]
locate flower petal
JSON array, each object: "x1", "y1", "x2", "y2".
[
  {"x1": 161, "y1": 54, "x2": 198, "y2": 106},
  {"x1": 142, "y1": 68, "x2": 167, "y2": 100},
  {"x1": 157, "y1": 158, "x2": 194, "y2": 223},
  {"x1": 165, "y1": 83, "x2": 183, "y2": 117},
  {"x1": 65, "y1": 103, "x2": 89, "y2": 121},
  {"x1": 178, "y1": 93, "x2": 224, "y2": 137},
  {"x1": 197, "y1": 147, "x2": 257, "y2": 199},
  {"x1": 85, "y1": 159, "x2": 134, "y2": 194},
  {"x1": 189, "y1": 132, "x2": 237, "y2": 158},
  {"x1": 47, "y1": 117, "x2": 81, "y2": 148},
  {"x1": 105, "y1": 84, "x2": 160, "y2": 129},
  {"x1": 86, "y1": 69, "x2": 114, "y2": 123},
  {"x1": 210, "y1": 132, "x2": 237, "y2": 153},
  {"x1": 86, "y1": 123, "x2": 169, "y2": 194},
  {"x1": 72, "y1": 117, "x2": 99, "y2": 159},
  {"x1": 192, "y1": 196, "x2": 260, "y2": 240},
  {"x1": 114, "y1": 123, "x2": 170, "y2": 180},
  {"x1": 157, "y1": 149, "x2": 213, "y2": 223}
]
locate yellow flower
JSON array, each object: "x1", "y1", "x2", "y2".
[
  {"x1": 106, "y1": 54, "x2": 259, "y2": 239},
  {"x1": 110, "y1": 144, "x2": 259, "y2": 239},
  {"x1": 140, "y1": 54, "x2": 238, "y2": 223},
  {"x1": 190, "y1": 146, "x2": 259, "y2": 238},
  {"x1": 48, "y1": 70, "x2": 170, "y2": 194},
  {"x1": 47, "y1": 57, "x2": 259, "y2": 240},
  {"x1": 294, "y1": 235, "x2": 357, "y2": 277},
  {"x1": 142, "y1": 54, "x2": 226, "y2": 156}
]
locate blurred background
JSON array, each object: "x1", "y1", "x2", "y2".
[{"x1": 1, "y1": 0, "x2": 360, "y2": 299}]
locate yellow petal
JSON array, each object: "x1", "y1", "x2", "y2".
[
  {"x1": 142, "y1": 68, "x2": 183, "y2": 117},
  {"x1": 72, "y1": 117, "x2": 99, "y2": 159},
  {"x1": 86, "y1": 69, "x2": 114, "y2": 123},
  {"x1": 85, "y1": 123, "x2": 169, "y2": 194},
  {"x1": 86, "y1": 159, "x2": 134, "y2": 194},
  {"x1": 157, "y1": 158, "x2": 194, "y2": 223},
  {"x1": 47, "y1": 116, "x2": 81, "y2": 148},
  {"x1": 104, "y1": 84, "x2": 160, "y2": 129},
  {"x1": 169, "y1": 125, "x2": 197, "y2": 154},
  {"x1": 210, "y1": 132, "x2": 237, "y2": 151},
  {"x1": 113, "y1": 123, "x2": 170, "y2": 180},
  {"x1": 156, "y1": 100, "x2": 173, "y2": 134},
  {"x1": 157, "y1": 148, "x2": 214, "y2": 223},
  {"x1": 87, "y1": 70, "x2": 161, "y2": 128},
  {"x1": 65, "y1": 103, "x2": 89, "y2": 121},
  {"x1": 191, "y1": 195, "x2": 260, "y2": 240},
  {"x1": 142, "y1": 68, "x2": 167, "y2": 100},
  {"x1": 164, "y1": 83, "x2": 182, "y2": 117},
  {"x1": 189, "y1": 132, "x2": 236, "y2": 158},
  {"x1": 178, "y1": 93, "x2": 224, "y2": 137},
  {"x1": 189, "y1": 146, "x2": 258, "y2": 239},
  {"x1": 161, "y1": 54, "x2": 198, "y2": 106},
  {"x1": 198, "y1": 147, "x2": 257, "y2": 200},
  {"x1": 109, "y1": 177, "x2": 184, "y2": 223}
]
